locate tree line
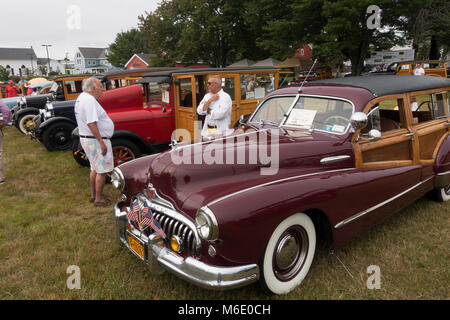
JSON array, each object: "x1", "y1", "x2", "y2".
[{"x1": 106, "y1": 0, "x2": 449, "y2": 75}]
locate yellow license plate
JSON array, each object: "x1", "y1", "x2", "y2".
[{"x1": 128, "y1": 234, "x2": 145, "y2": 261}]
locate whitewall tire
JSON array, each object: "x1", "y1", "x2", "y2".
[
  {"x1": 435, "y1": 185, "x2": 450, "y2": 202},
  {"x1": 260, "y1": 213, "x2": 316, "y2": 295}
]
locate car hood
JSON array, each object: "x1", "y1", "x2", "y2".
[
  {"x1": 52, "y1": 100, "x2": 76, "y2": 115},
  {"x1": 25, "y1": 93, "x2": 54, "y2": 108},
  {"x1": 148, "y1": 126, "x2": 354, "y2": 218}
]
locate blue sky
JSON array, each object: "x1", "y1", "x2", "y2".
[{"x1": 1, "y1": 0, "x2": 159, "y2": 60}]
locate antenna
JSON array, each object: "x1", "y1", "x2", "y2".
[{"x1": 298, "y1": 58, "x2": 318, "y2": 93}]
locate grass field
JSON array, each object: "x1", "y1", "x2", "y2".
[{"x1": 0, "y1": 126, "x2": 448, "y2": 300}]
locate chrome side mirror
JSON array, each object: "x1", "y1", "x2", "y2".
[
  {"x1": 350, "y1": 112, "x2": 368, "y2": 133},
  {"x1": 368, "y1": 129, "x2": 381, "y2": 141},
  {"x1": 239, "y1": 114, "x2": 246, "y2": 126}
]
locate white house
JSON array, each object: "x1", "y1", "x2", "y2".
[
  {"x1": 73, "y1": 47, "x2": 113, "y2": 74},
  {"x1": 0, "y1": 47, "x2": 38, "y2": 77},
  {"x1": 366, "y1": 47, "x2": 415, "y2": 66},
  {"x1": 36, "y1": 58, "x2": 68, "y2": 75}
]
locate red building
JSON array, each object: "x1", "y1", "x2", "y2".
[
  {"x1": 294, "y1": 44, "x2": 312, "y2": 60},
  {"x1": 125, "y1": 53, "x2": 156, "y2": 70}
]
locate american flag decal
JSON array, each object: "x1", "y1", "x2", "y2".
[
  {"x1": 139, "y1": 203, "x2": 167, "y2": 239},
  {"x1": 126, "y1": 200, "x2": 140, "y2": 222}
]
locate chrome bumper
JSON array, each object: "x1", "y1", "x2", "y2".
[{"x1": 114, "y1": 202, "x2": 259, "y2": 290}]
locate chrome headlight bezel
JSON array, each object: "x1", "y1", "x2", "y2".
[
  {"x1": 110, "y1": 168, "x2": 125, "y2": 192},
  {"x1": 195, "y1": 206, "x2": 219, "y2": 241},
  {"x1": 19, "y1": 96, "x2": 27, "y2": 109}
]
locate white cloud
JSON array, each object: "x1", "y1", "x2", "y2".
[{"x1": 1, "y1": 0, "x2": 160, "y2": 59}]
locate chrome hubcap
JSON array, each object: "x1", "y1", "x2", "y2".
[
  {"x1": 273, "y1": 226, "x2": 308, "y2": 281},
  {"x1": 276, "y1": 234, "x2": 299, "y2": 270}
]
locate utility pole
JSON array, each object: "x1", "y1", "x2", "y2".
[
  {"x1": 27, "y1": 53, "x2": 34, "y2": 76},
  {"x1": 42, "y1": 44, "x2": 52, "y2": 76}
]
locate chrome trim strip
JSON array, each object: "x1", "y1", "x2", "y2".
[
  {"x1": 208, "y1": 168, "x2": 355, "y2": 207},
  {"x1": 437, "y1": 169, "x2": 450, "y2": 176},
  {"x1": 149, "y1": 233, "x2": 259, "y2": 290},
  {"x1": 320, "y1": 155, "x2": 351, "y2": 165},
  {"x1": 334, "y1": 176, "x2": 434, "y2": 229}
]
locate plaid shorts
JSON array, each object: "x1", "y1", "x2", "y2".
[{"x1": 80, "y1": 138, "x2": 114, "y2": 174}]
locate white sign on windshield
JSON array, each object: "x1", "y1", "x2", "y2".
[{"x1": 285, "y1": 109, "x2": 317, "y2": 127}]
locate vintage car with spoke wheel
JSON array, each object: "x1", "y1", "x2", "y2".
[{"x1": 110, "y1": 75, "x2": 449, "y2": 295}]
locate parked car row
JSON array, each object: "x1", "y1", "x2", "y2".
[
  {"x1": 26, "y1": 67, "x2": 282, "y2": 168},
  {"x1": 8, "y1": 67, "x2": 449, "y2": 295}
]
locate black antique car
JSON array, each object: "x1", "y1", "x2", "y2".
[
  {"x1": 12, "y1": 74, "x2": 102, "y2": 134},
  {"x1": 29, "y1": 99, "x2": 77, "y2": 151}
]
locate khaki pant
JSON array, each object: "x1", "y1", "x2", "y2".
[{"x1": 0, "y1": 129, "x2": 4, "y2": 182}]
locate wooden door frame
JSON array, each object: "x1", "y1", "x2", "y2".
[{"x1": 353, "y1": 87, "x2": 450, "y2": 168}]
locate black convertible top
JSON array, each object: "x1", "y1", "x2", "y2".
[{"x1": 310, "y1": 75, "x2": 450, "y2": 97}]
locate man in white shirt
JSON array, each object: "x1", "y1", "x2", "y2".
[
  {"x1": 414, "y1": 63, "x2": 425, "y2": 76},
  {"x1": 75, "y1": 77, "x2": 114, "y2": 207},
  {"x1": 197, "y1": 75, "x2": 233, "y2": 139}
]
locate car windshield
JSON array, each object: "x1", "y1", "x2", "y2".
[
  {"x1": 251, "y1": 95, "x2": 354, "y2": 134},
  {"x1": 50, "y1": 82, "x2": 59, "y2": 93},
  {"x1": 284, "y1": 96, "x2": 353, "y2": 133},
  {"x1": 250, "y1": 96, "x2": 295, "y2": 126}
]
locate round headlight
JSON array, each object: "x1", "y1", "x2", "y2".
[
  {"x1": 195, "y1": 206, "x2": 219, "y2": 241},
  {"x1": 110, "y1": 168, "x2": 125, "y2": 192}
]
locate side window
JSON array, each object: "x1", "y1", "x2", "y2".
[
  {"x1": 221, "y1": 77, "x2": 235, "y2": 101},
  {"x1": 148, "y1": 83, "x2": 170, "y2": 103},
  {"x1": 363, "y1": 98, "x2": 404, "y2": 135},
  {"x1": 411, "y1": 94, "x2": 433, "y2": 124},
  {"x1": 240, "y1": 73, "x2": 274, "y2": 101},
  {"x1": 432, "y1": 92, "x2": 447, "y2": 119},
  {"x1": 179, "y1": 78, "x2": 194, "y2": 108},
  {"x1": 400, "y1": 64, "x2": 410, "y2": 70},
  {"x1": 65, "y1": 81, "x2": 82, "y2": 94}
]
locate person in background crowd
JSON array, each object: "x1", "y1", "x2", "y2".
[
  {"x1": 197, "y1": 74, "x2": 233, "y2": 139},
  {"x1": 27, "y1": 85, "x2": 34, "y2": 95},
  {"x1": 414, "y1": 63, "x2": 425, "y2": 76},
  {"x1": 0, "y1": 101, "x2": 13, "y2": 185},
  {"x1": 74, "y1": 77, "x2": 114, "y2": 207},
  {"x1": 5, "y1": 80, "x2": 18, "y2": 98}
]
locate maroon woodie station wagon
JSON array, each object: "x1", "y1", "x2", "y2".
[{"x1": 111, "y1": 75, "x2": 450, "y2": 294}]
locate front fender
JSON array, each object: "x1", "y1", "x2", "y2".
[
  {"x1": 113, "y1": 130, "x2": 152, "y2": 153},
  {"x1": 434, "y1": 134, "x2": 450, "y2": 174},
  {"x1": 434, "y1": 134, "x2": 450, "y2": 188},
  {"x1": 39, "y1": 117, "x2": 77, "y2": 131},
  {"x1": 14, "y1": 107, "x2": 40, "y2": 121}
]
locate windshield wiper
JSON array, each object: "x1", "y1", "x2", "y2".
[{"x1": 259, "y1": 119, "x2": 279, "y2": 126}]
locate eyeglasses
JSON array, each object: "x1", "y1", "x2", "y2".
[{"x1": 207, "y1": 82, "x2": 218, "y2": 85}]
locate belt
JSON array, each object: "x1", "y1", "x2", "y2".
[
  {"x1": 79, "y1": 135, "x2": 108, "y2": 139},
  {"x1": 207, "y1": 124, "x2": 217, "y2": 129}
]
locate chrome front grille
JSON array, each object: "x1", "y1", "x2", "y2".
[
  {"x1": 153, "y1": 212, "x2": 198, "y2": 255},
  {"x1": 130, "y1": 192, "x2": 202, "y2": 257}
]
